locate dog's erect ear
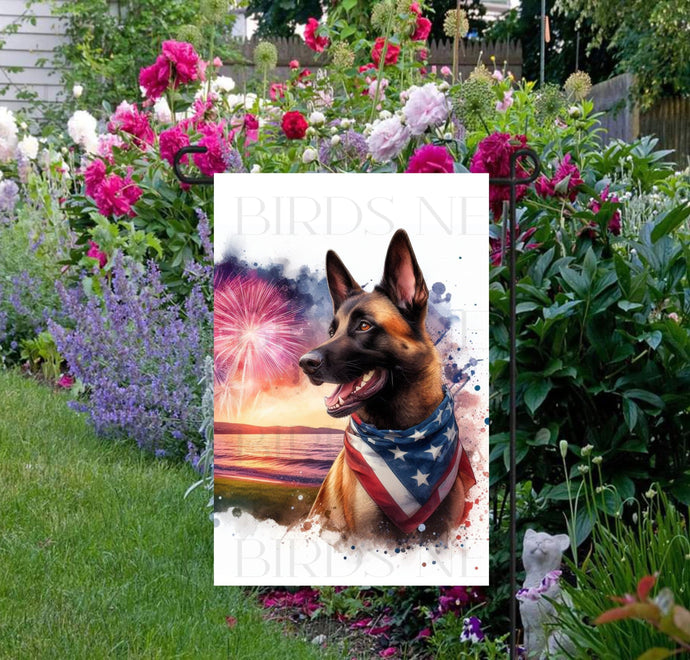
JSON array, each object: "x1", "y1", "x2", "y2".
[
  {"x1": 380, "y1": 229, "x2": 428, "y2": 319},
  {"x1": 326, "y1": 250, "x2": 363, "y2": 312}
]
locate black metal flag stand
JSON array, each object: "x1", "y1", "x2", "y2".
[{"x1": 173, "y1": 145, "x2": 542, "y2": 658}]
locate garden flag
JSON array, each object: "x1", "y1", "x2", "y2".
[{"x1": 213, "y1": 173, "x2": 490, "y2": 586}]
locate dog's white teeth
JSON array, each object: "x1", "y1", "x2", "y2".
[
  {"x1": 338, "y1": 397, "x2": 345, "y2": 404},
  {"x1": 362, "y1": 370, "x2": 374, "y2": 383}
]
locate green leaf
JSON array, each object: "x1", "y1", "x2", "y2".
[
  {"x1": 524, "y1": 379, "x2": 552, "y2": 415},
  {"x1": 618, "y1": 300, "x2": 643, "y2": 312},
  {"x1": 623, "y1": 397, "x2": 639, "y2": 431},
  {"x1": 650, "y1": 204, "x2": 690, "y2": 243},
  {"x1": 533, "y1": 428, "x2": 551, "y2": 446},
  {"x1": 624, "y1": 389, "x2": 665, "y2": 409},
  {"x1": 574, "y1": 507, "x2": 594, "y2": 546},
  {"x1": 636, "y1": 648, "x2": 675, "y2": 660}
]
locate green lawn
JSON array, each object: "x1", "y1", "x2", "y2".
[{"x1": 0, "y1": 369, "x2": 328, "y2": 659}]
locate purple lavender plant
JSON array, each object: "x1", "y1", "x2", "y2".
[{"x1": 49, "y1": 253, "x2": 212, "y2": 456}]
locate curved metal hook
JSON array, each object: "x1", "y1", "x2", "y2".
[
  {"x1": 489, "y1": 147, "x2": 541, "y2": 187},
  {"x1": 172, "y1": 146, "x2": 214, "y2": 185}
]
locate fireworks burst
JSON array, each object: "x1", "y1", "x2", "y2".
[{"x1": 214, "y1": 272, "x2": 307, "y2": 415}]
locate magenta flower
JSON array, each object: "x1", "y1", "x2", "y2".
[
  {"x1": 584, "y1": 184, "x2": 622, "y2": 236},
  {"x1": 139, "y1": 40, "x2": 204, "y2": 100},
  {"x1": 470, "y1": 132, "x2": 530, "y2": 218},
  {"x1": 379, "y1": 648, "x2": 397, "y2": 658},
  {"x1": 86, "y1": 240, "x2": 108, "y2": 268},
  {"x1": 304, "y1": 18, "x2": 329, "y2": 52},
  {"x1": 536, "y1": 153, "x2": 583, "y2": 202},
  {"x1": 406, "y1": 144, "x2": 455, "y2": 173},
  {"x1": 107, "y1": 102, "x2": 155, "y2": 148},
  {"x1": 159, "y1": 125, "x2": 190, "y2": 166},
  {"x1": 95, "y1": 173, "x2": 142, "y2": 218},
  {"x1": 84, "y1": 158, "x2": 107, "y2": 198},
  {"x1": 57, "y1": 374, "x2": 75, "y2": 388},
  {"x1": 411, "y1": 16, "x2": 432, "y2": 41},
  {"x1": 193, "y1": 123, "x2": 234, "y2": 176}
]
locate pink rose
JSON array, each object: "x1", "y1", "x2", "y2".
[{"x1": 406, "y1": 144, "x2": 455, "y2": 173}]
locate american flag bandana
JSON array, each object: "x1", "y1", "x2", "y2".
[{"x1": 344, "y1": 389, "x2": 475, "y2": 534}]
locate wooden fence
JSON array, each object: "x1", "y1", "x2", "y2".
[
  {"x1": 224, "y1": 37, "x2": 522, "y2": 86},
  {"x1": 590, "y1": 73, "x2": 690, "y2": 166}
]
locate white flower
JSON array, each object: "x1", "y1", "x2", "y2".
[
  {"x1": 225, "y1": 94, "x2": 244, "y2": 109},
  {"x1": 438, "y1": 81, "x2": 450, "y2": 92},
  {"x1": 330, "y1": 126, "x2": 338, "y2": 135},
  {"x1": 17, "y1": 135, "x2": 39, "y2": 160},
  {"x1": 153, "y1": 96, "x2": 172, "y2": 123},
  {"x1": 559, "y1": 440, "x2": 568, "y2": 458},
  {"x1": 581, "y1": 444, "x2": 594, "y2": 457},
  {"x1": 309, "y1": 111, "x2": 325, "y2": 126},
  {"x1": 0, "y1": 106, "x2": 18, "y2": 162},
  {"x1": 20, "y1": 121, "x2": 27, "y2": 130},
  {"x1": 73, "y1": 84, "x2": 84, "y2": 99},
  {"x1": 67, "y1": 110, "x2": 98, "y2": 151},
  {"x1": 306, "y1": 126, "x2": 316, "y2": 137},
  {"x1": 568, "y1": 106, "x2": 581, "y2": 118},
  {"x1": 592, "y1": 456, "x2": 602, "y2": 465},
  {"x1": 302, "y1": 147, "x2": 318, "y2": 164},
  {"x1": 403, "y1": 83, "x2": 450, "y2": 136},
  {"x1": 213, "y1": 76, "x2": 236, "y2": 93},
  {"x1": 379, "y1": 110, "x2": 392, "y2": 120},
  {"x1": 331, "y1": 135, "x2": 341, "y2": 146},
  {"x1": 340, "y1": 118, "x2": 352, "y2": 129},
  {"x1": 366, "y1": 116, "x2": 411, "y2": 162},
  {"x1": 250, "y1": 164, "x2": 261, "y2": 173}
]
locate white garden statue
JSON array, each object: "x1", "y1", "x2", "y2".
[{"x1": 517, "y1": 529, "x2": 575, "y2": 659}]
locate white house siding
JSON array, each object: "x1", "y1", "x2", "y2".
[{"x1": 0, "y1": 0, "x2": 67, "y2": 115}]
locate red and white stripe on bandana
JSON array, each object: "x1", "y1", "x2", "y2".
[{"x1": 343, "y1": 389, "x2": 475, "y2": 534}]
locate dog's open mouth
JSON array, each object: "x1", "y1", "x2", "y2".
[{"x1": 324, "y1": 368, "x2": 387, "y2": 417}]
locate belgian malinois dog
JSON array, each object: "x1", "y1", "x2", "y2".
[{"x1": 299, "y1": 229, "x2": 475, "y2": 542}]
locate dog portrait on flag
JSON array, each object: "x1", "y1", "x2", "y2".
[{"x1": 214, "y1": 173, "x2": 489, "y2": 586}]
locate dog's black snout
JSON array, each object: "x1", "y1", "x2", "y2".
[{"x1": 299, "y1": 351, "x2": 323, "y2": 375}]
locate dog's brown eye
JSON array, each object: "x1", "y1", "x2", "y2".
[{"x1": 357, "y1": 320, "x2": 372, "y2": 332}]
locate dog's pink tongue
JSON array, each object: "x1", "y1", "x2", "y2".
[{"x1": 325, "y1": 379, "x2": 357, "y2": 407}]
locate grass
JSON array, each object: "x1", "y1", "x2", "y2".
[{"x1": 0, "y1": 369, "x2": 331, "y2": 659}]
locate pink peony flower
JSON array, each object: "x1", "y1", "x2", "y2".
[
  {"x1": 289, "y1": 59, "x2": 300, "y2": 69},
  {"x1": 367, "y1": 77, "x2": 389, "y2": 101},
  {"x1": 97, "y1": 133, "x2": 124, "y2": 162},
  {"x1": 94, "y1": 173, "x2": 142, "y2": 217},
  {"x1": 84, "y1": 158, "x2": 107, "y2": 198},
  {"x1": 213, "y1": 56, "x2": 223, "y2": 67},
  {"x1": 403, "y1": 83, "x2": 450, "y2": 136},
  {"x1": 193, "y1": 123, "x2": 232, "y2": 176},
  {"x1": 492, "y1": 69, "x2": 504, "y2": 82},
  {"x1": 304, "y1": 18, "x2": 329, "y2": 52},
  {"x1": 470, "y1": 132, "x2": 530, "y2": 218},
  {"x1": 372, "y1": 38, "x2": 400, "y2": 67},
  {"x1": 585, "y1": 184, "x2": 621, "y2": 236},
  {"x1": 159, "y1": 125, "x2": 190, "y2": 166},
  {"x1": 108, "y1": 102, "x2": 155, "y2": 148},
  {"x1": 536, "y1": 153, "x2": 583, "y2": 202},
  {"x1": 406, "y1": 144, "x2": 455, "y2": 173},
  {"x1": 139, "y1": 40, "x2": 203, "y2": 100},
  {"x1": 86, "y1": 240, "x2": 108, "y2": 268},
  {"x1": 440, "y1": 65, "x2": 452, "y2": 77},
  {"x1": 366, "y1": 116, "x2": 411, "y2": 162},
  {"x1": 411, "y1": 16, "x2": 432, "y2": 41},
  {"x1": 138, "y1": 56, "x2": 170, "y2": 102}
]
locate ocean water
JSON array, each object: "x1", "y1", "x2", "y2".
[{"x1": 215, "y1": 432, "x2": 343, "y2": 487}]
